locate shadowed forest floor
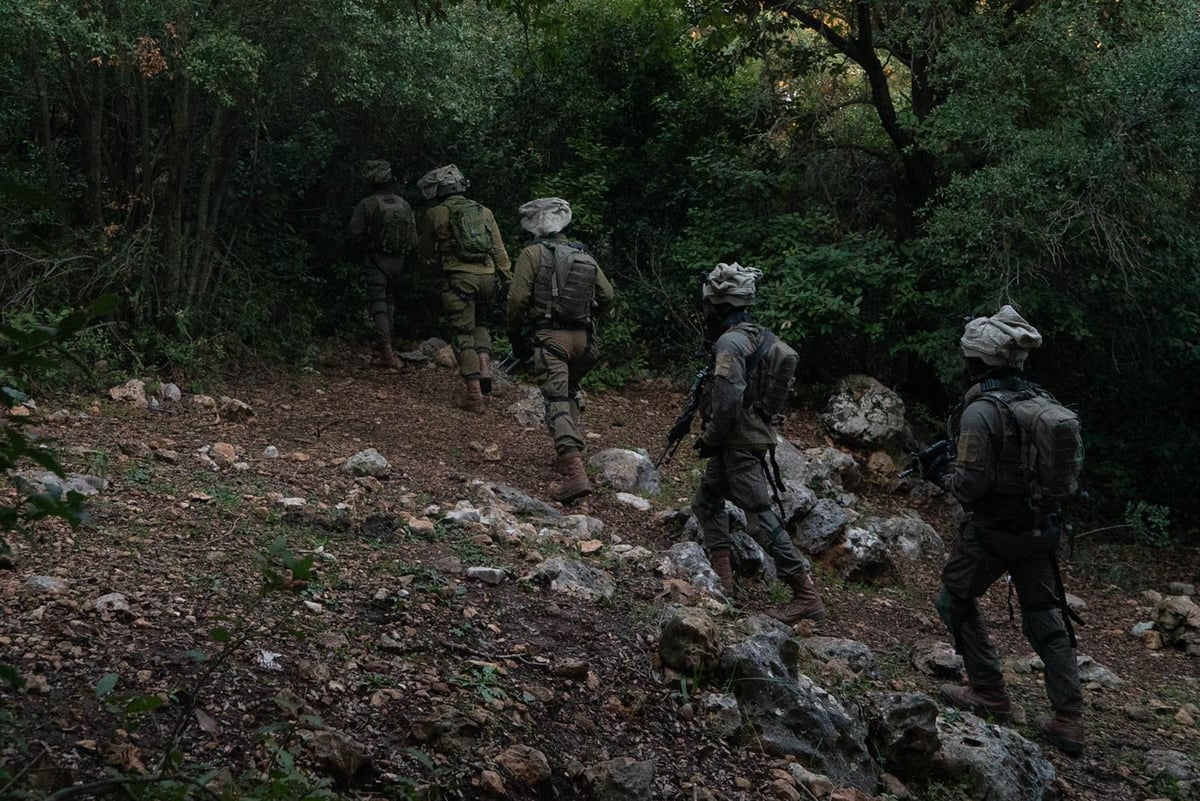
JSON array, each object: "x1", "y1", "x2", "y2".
[{"x1": 1, "y1": 341, "x2": 1198, "y2": 800}]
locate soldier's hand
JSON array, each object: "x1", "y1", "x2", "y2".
[{"x1": 692, "y1": 439, "x2": 719, "y2": 459}]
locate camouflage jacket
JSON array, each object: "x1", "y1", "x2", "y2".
[
  {"x1": 699, "y1": 322, "x2": 776, "y2": 451},
  {"x1": 944, "y1": 382, "x2": 1035, "y2": 519}
]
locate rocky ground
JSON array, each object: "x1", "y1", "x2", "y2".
[{"x1": 1, "y1": 340, "x2": 1199, "y2": 801}]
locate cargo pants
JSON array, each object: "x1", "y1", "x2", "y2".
[
  {"x1": 365, "y1": 254, "x2": 405, "y2": 344},
  {"x1": 935, "y1": 520, "x2": 1083, "y2": 715},
  {"x1": 442, "y1": 271, "x2": 496, "y2": 378},
  {"x1": 693, "y1": 448, "x2": 811, "y2": 579},
  {"x1": 532, "y1": 327, "x2": 598, "y2": 454}
]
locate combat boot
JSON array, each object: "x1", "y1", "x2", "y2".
[
  {"x1": 552, "y1": 450, "x2": 592, "y2": 504},
  {"x1": 940, "y1": 684, "x2": 1013, "y2": 721},
  {"x1": 479, "y1": 353, "x2": 493, "y2": 395},
  {"x1": 708, "y1": 549, "x2": 734, "y2": 594},
  {"x1": 1034, "y1": 712, "x2": 1084, "y2": 756},
  {"x1": 380, "y1": 342, "x2": 402, "y2": 370},
  {"x1": 460, "y1": 378, "x2": 485, "y2": 414},
  {"x1": 553, "y1": 450, "x2": 571, "y2": 476},
  {"x1": 767, "y1": 572, "x2": 826, "y2": 623}
]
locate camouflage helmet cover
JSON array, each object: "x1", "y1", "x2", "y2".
[
  {"x1": 702, "y1": 262, "x2": 762, "y2": 307},
  {"x1": 519, "y1": 197, "x2": 572, "y2": 237},
  {"x1": 960, "y1": 304, "x2": 1043, "y2": 368},
  {"x1": 363, "y1": 159, "x2": 393, "y2": 184},
  {"x1": 418, "y1": 164, "x2": 469, "y2": 200}
]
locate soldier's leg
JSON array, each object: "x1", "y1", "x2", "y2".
[
  {"x1": 366, "y1": 263, "x2": 391, "y2": 345},
  {"x1": 691, "y1": 455, "x2": 733, "y2": 556},
  {"x1": 936, "y1": 524, "x2": 1009, "y2": 691},
  {"x1": 442, "y1": 275, "x2": 480, "y2": 378},
  {"x1": 537, "y1": 330, "x2": 585, "y2": 454},
  {"x1": 723, "y1": 450, "x2": 810, "y2": 577},
  {"x1": 566, "y1": 330, "x2": 596, "y2": 440},
  {"x1": 1011, "y1": 555, "x2": 1083, "y2": 715},
  {"x1": 472, "y1": 274, "x2": 496, "y2": 381}
]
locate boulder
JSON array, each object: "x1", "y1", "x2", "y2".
[
  {"x1": 508, "y1": 385, "x2": 545, "y2": 426},
  {"x1": 497, "y1": 744, "x2": 551, "y2": 786},
  {"x1": 865, "y1": 693, "x2": 940, "y2": 781},
  {"x1": 912, "y1": 641, "x2": 964, "y2": 678},
  {"x1": 218, "y1": 396, "x2": 255, "y2": 422},
  {"x1": 933, "y1": 713, "x2": 1056, "y2": 801},
  {"x1": 717, "y1": 616, "x2": 876, "y2": 790},
  {"x1": 865, "y1": 513, "x2": 945, "y2": 560},
  {"x1": 582, "y1": 757, "x2": 655, "y2": 801},
  {"x1": 659, "y1": 607, "x2": 722, "y2": 673},
  {"x1": 524, "y1": 557, "x2": 614, "y2": 601},
  {"x1": 1144, "y1": 749, "x2": 1199, "y2": 799},
  {"x1": 655, "y1": 542, "x2": 721, "y2": 595},
  {"x1": 477, "y1": 482, "x2": 560, "y2": 519},
  {"x1": 588, "y1": 448, "x2": 660, "y2": 494},
  {"x1": 800, "y1": 637, "x2": 876, "y2": 674},
  {"x1": 108, "y1": 379, "x2": 147, "y2": 408},
  {"x1": 304, "y1": 728, "x2": 370, "y2": 782},
  {"x1": 792, "y1": 499, "x2": 850, "y2": 554},
  {"x1": 341, "y1": 448, "x2": 391, "y2": 477},
  {"x1": 819, "y1": 526, "x2": 896, "y2": 583},
  {"x1": 818, "y1": 375, "x2": 910, "y2": 450},
  {"x1": 16, "y1": 471, "x2": 106, "y2": 498},
  {"x1": 700, "y1": 692, "x2": 742, "y2": 738}
]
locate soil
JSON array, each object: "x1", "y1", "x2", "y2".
[{"x1": 1, "y1": 341, "x2": 1198, "y2": 801}]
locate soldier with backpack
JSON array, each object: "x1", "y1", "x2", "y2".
[
  {"x1": 691, "y1": 263, "x2": 825, "y2": 624},
  {"x1": 417, "y1": 164, "x2": 512, "y2": 413},
  {"x1": 349, "y1": 160, "x2": 417, "y2": 370},
  {"x1": 506, "y1": 197, "x2": 614, "y2": 503},
  {"x1": 932, "y1": 305, "x2": 1087, "y2": 756}
]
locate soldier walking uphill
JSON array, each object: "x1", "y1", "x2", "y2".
[
  {"x1": 417, "y1": 165, "x2": 512, "y2": 413},
  {"x1": 507, "y1": 198, "x2": 613, "y2": 504},
  {"x1": 349, "y1": 160, "x2": 417, "y2": 370},
  {"x1": 932, "y1": 306, "x2": 1087, "y2": 756},
  {"x1": 691, "y1": 263, "x2": 825, "y2": 624}
]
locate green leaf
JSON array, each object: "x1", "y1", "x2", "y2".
[
  {"x1": 125, "y1": 694, "x2": 165, "y2": 714},
  {"x1": 0, "y1": 662, "x2": 25, "y2": 690},
  {"x1": 210, "y1": 626, "x2": 231, "y2": 643},
  {"x1": 94, "y1": 672, "x2": 119, "y2": 698}
]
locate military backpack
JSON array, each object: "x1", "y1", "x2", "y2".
[
  {"x1": 533, "y1": 240, "x2": 600, "y2": 324},
  {"x1": 365, "y1": 193, "x2": 413, "y2": 255},
  {"x1": 443, "y1": 196, "x2": 492, "y2": 262},
  {"x1": 744, "y1": 328, "x2": 799, "y2": 420},
  {"x1": 980, "y1": 385, "x2": 1084, "y2": 504}
]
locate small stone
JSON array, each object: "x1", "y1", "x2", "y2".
[
  {"x1": 291, "y1": 451, "x2": 310, "y2": 462},
  {"x1": 579, "y1": 539, "x2": 603, "y2": 554},
  {"x1": 119, "y1": 440, "x2": 151, "y2": 458},
  {"x1": 478, "y1": 769, "x2": 505, "y2": 795},
  {"x1": 497, "y1": 744, "x2": 551, "y2": 785},
  {"x1": 263, "y1": 445, "x2": 281, "y2": 459},
  {"x1": 615, "y1": 492, "x2": 652, "y2": 511},
  {"x1": 1167, "y1": 582, "x2": 1196, "y2": 596},
  {"x1": 1176, "y1": 707, "x2": 1195, "y2": 726},
  {"x1": 769, "y1": 779, "x2": 801, "y2": 800},
  {"x1": 210, "y1": 442, "x2": 237, "y2": 468},
  {"x1": 26, "y1": 576, "x2": 69, "y2": 595},
  {"x1": 433, "y1": 556, "x2": 463, "y2": 574},
  {"x1": 466, "y1": 567, "x2": 506, "y2": 585},
  {"x1": 154, "y1": 449, "x2": 181, "y2": 464},
  {"x1": 280, "y1": 497, "x2": 306, "y2": 509}
]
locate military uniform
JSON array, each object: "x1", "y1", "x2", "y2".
[
  {"x1": 689, "y1": 262, "x2": 824, "y2": 623},
  {"x1": 419, "y1": 196, "x2": 512, "y2": 381},
  {"x1": 934, "y1": 304, "x2": 1085, "y2": 756},
  {"x1": 936, "y1": 382, "x2": 1083, "y2": 717},
  {"x1": 693, "y1": 321, "x2": 812, "y2": 580},
  {"x1": 507, "y1": 233, "x2": 614, "y2": 456},
  {"x1": 349, "y1": 162, "x2": 417, "y2": 367}
]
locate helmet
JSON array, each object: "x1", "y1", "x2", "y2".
[
  {"x1": 702, "y1": 262, "x2": 762, "y2": 307},
  {"x1": 960, "y1": 305, "x2": 1042, "y2": 368},
  {"x1": 518, "y1": 197, "x2": 572, "y2": 237},
  {"x1": 363, "y1": 159, "x2": 393, "y2": 184},
  {"x1": 418, "y1": 164, "x2": 469, "y2": 200}
]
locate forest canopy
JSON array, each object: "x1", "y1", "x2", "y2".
[{"x1": 2, "y1": 0, "x2": 1199, "y2": 530}]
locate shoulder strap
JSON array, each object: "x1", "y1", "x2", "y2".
[{"x1": 745, "y1": 328, "x2": 775, "y2": 372}]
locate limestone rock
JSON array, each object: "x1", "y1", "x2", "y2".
[
  {"x1": 341, "y1": 448, "x2": 391, "y2": 477},
  {"x1": 524, "y1": 556, "x2": 614, "y2": 601},
  {"x1": 818, "y1": 374, "x2": 910, "y2": 450},
  {"x1": 218, "y1": 396, "x2": 255, "y2": 422},
  {"x1": 108, "y1": 379, "x2": 147, "y2": 408},
  {"x1": 497, "y1": 744, "x2": 551, "y2": 786},
  {"x1": 588, "y1": 448, "x2": 660, "y2": 494},
  {"x1": 933, "y1": 712, "x2": 1056, "y2": 801},
  {"x1": 866, "y1": 693, "x2": 940, "y2": 780},
  {"x1": 800, "y1": 637, "x2": 876, "y2": 674},
  {"x1": 582, "y1": 757, "x2": 655, "y2": 801},
  {"x1": 659, "y1": 607, "x2": 722, "y2": 673}
]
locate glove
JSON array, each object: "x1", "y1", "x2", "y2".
[{"x1": 692, "y1": 439, "x2": 720, "y2": 459}]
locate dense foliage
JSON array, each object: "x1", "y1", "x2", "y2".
[{"x1": 2, "y1": 0, "x2": 1198, "y2": 531}]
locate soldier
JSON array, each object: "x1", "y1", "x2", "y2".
[
  {"x1": 417, "y1": 165, "x2": 512, "y2": 413},
  {"x1": 692, "y1": 263, "x2": 825, "y2": 624},
  {"x1": 507, "y1": 198, "x2": 613, "y2": 503},
  {"x1": 349, "y1": 160, "x2": 417, "y2": 370},
  {"x1": 934, "y1": 306, "x2": 1085, "y2": 756}
]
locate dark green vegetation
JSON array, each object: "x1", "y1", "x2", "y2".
[{"x1": 3, "y1": 0, "x2": 1199, "y2": 530}]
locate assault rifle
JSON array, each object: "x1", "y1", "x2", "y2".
[
  {"x1": 655, "y1": 367, "x2": 711, "y2": 467},
  {"x1": 899, "y1": 439, "x2": 955, "y2": 482},
  {"x1": 497, "y1": 350, "x2": 527, "y2": 376}
]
